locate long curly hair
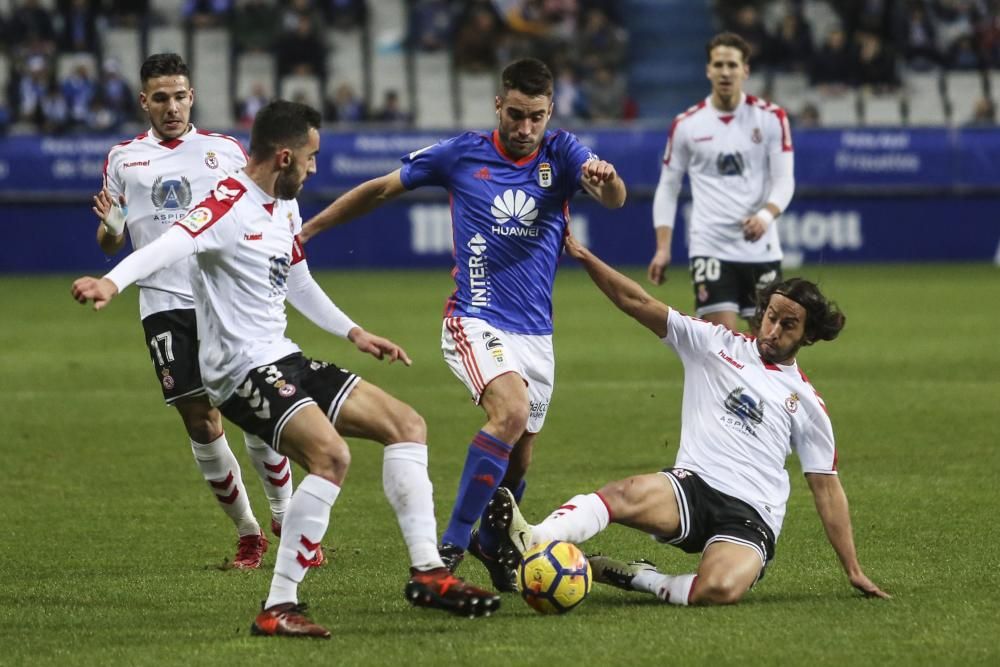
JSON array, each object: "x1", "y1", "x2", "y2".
[{"x1": 751, "y1": 278, "x2": 846, "y2": 345}]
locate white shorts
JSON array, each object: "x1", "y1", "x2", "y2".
[{"x1": 441, "y1": 317, "x2": 554, "y2": 434}]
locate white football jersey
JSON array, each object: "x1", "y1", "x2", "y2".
[
  {"x1": 663, "y1": 308, "x2": 836, "y2": 538},
  {"x1": 662, "y1": 93, "x2": 793, "y2": 262},
  {"x1": 103, "y1": 126, "x2": 248, "y2": 318},
  {"x1": 173, "y1": 170, "x2": 304, "y2": 405}
]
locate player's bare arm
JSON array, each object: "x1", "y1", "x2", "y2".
[
  {"x1": 564, "y1": 233, "x2": 669, "y2": 337},
  {"x1": 299, "y1": 169, "x2": 408, "y2": 243},
  {"x1": 805, "y1": 472, "x2": 890, "y2": 599},
  {"x1": 71, "y1": 276, "x2": 120, "y2": 310},
  {"x1": 347, "y1": 327, "x2": 412, "y2": 366},
  {"x1": 647, "y1": 226, "x2": 673, "y2": 285},
  {"x1": 580, "y1": 159, "x2": 627, "y2": 208},
  {"x1": 94, "y1": 187, "x2": 128, "y2": 255}
]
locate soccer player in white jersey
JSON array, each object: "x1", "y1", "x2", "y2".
[
  {"x1": 93, "y1": 53, "x2": 303, "y2": 569},
  {"x1": 648, "y1": 32, "x2": 795, "y2": 333},
  {"x1": 73, "y1": 100, "x2": 500, "y2": 637},
  {"x1": 297, "y1": 59, "x2": 626, "y2": 592},
  {"x1": 488, "y1": 233, "x2": 889, "y2": 606}
]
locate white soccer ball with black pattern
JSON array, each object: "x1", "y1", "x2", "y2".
[{"x1": 517, "y1": 541, "x2": 592, "y2": 614}]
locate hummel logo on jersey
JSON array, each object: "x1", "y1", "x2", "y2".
[
  {"x1": 474, "y1": 166, "x2": 491, "y2": 180},
  {"x1": 244, "y1": 232, "x2": 262, "y2": 241},
  {"x1": 694, "y1": 136, "x2": 713, "y2": 142},
  {"x1": 123, "y1": 160, "x2": 149, "y2": 168},
  {"x1": 491, "y1": 189, "x2": 538, "y2": 226}
]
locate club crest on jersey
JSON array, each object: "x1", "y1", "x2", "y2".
[
  {"x1": 204, "y1": 151, "x2": 219, "y2": 169},
  {"x1": 784, "y1": 392, "x2": 800, "y2": 414},
  {"x1": 697, "y1": 284, "x2": 709, "y2": 303},
  {"x1": 161, "y1": 368, "x2": 174, "y2": 390},
  {"x1": 151, "y1": 176, "x2": 192, "y2": 211},
  {"x1": 178, "y1": 207, "x2": 213, "y2": 233},
  {"x1": 752, "y1": 128, "x2": 763, "y2": 144},
  {"x1": 537, "y1": 162, "x2": 552, "y2": 188}
]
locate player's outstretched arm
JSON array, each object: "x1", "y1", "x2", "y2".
[
  {"x1": 580, "y1": 159, "x2": 626, "y2": 209},
  {"x1": 347, "y1": 327, "x2": 412, "y2": 366},
  {"x1": 805, "y1": 472, "x2": 891, "y2": 599},
  {"x1": 299, "y1": 169, "x2": 408, "y2": 243},
  {"x1": 94, "y1": 187, "x2": 128, "y2": 255},
  {"x1": 564, "y1": 233, "x2": 669, "y2": 338}
]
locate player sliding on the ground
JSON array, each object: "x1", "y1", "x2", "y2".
[
  {"x1": 72, "y1": 101, "x2": 500, "y2": 638},
  {"x1": 488, "y1": 233, "x2": 889, "y2": 606}
]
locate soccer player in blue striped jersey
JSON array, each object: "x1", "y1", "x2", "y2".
[{"x1": 300, "y1": 58, "x2": 626, "y2": 591}]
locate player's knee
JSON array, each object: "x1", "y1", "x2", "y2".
[
  {"x1": 387, "y1": 405, "x2": 426, "y2": 444},
  {"x1": 490, "y1": 404, "x2": 529, "y2": 442},
  {"x1": 597, "y1": 476, "x2": 648, "y2": 520},
  {"x1": 308, "y1": 432, "x2": 351, "y2": 482},
  {"x1": 693, "y1": 573, "x2": 748, "y2": 606},
  {"x1": 181, "y1": 409, "x2": 223, "y2": 443}
]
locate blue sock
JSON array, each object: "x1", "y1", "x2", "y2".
[
  {"x1": 441, "y1": 431, "x2": 512, "y2": 550},
  {"x1": 476, "y1": 478, "x2": 526, "y2": 556}
]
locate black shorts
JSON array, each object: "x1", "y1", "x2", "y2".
[
  {"x1": 218, "y1": 353, "x2": 360, "y2": 451},
  {"x1": 689, "y1": 257, "x2": 782, "y2": 319},
  {"x1": 657, "y1": 468, "x2": 776, "y2": 572},
  {"x1": 141, "y1": 308, "x2": 205, "y2": 404}
]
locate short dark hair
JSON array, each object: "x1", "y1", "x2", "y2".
[
  {"x1": 501, "y1": 58, "x2": 554, "y2": 97},
  {"x1": 249, "y1": 100, "x2": 322, "y2": 159},
  {"x1": 706, "y1": 32, "x2": 752, "y2": 65},
  {"x1": 752, "y1": 278, "x2": 846, "y2": 345},
  {"x1": 140, "y1": 53, "x2": 190, "y2": 85}
]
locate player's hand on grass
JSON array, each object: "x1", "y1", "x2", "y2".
[
  {"x1": 647, "y1": 248, "x2": 671, "y2": 285},
  {"x1": 742, "y1": 214, "x2": 770, "y2": 242},
  {"x1": 93, "y1": 187, "x2": 127, "y2": 236},
  {"x1": 581, "y1": 159, "x2": 618, "y2": 185},
  {"x1": 348, "y1": 327, "x2": 412, "y2": 366},
  {"x1": 71, "y1": 277, "x2": 119, "y2": 310},
  {"x1": 850, "y1": 572, "x2": 891, "y2": 599}
]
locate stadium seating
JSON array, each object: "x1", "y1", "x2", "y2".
[
  {"x1": 280, "y1": 73, "x2": 323, "y2": 111},
  {"x1": 326, "y1": 27, "x2": 366, "y2": 104},
  {"x1": 102, "y1": 27, "x2": 143, "y2": 91},
  {"x1": 236, "y1": 52, "x2": 276, "y2": 101},
  {"x1": 946, "y1": 71, "x2": 987, "y2": 126},
  {"x1": 368, "y1": 0, "x2": 411, "y2": 116},
  {"x1": 861, "y1": 89, "x2": 904, "y2": 127},
  {"x1": 457, "y1": 71, "x2": 496, "y2": 129},
  {"x1": 414, "y1": 51, "x2": 456, "y2": 128},
  {"x1": 192, "y1": 28, "x2": 232, "y2": 129},
  {"x1": 903, "y1": 69, "x2": 947, "y2": 126}
]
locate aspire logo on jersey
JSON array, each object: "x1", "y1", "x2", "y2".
[{"x1": 489, "y1": 189, "x2": 540, "y2": 238}]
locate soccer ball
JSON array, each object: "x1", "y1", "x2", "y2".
[{"x1": 517, "y1": 541, "x2": 592, "y2": 614}]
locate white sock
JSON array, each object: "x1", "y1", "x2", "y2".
[
  {"x1": 190, "y1": 434, "x2": 259, "y2": 537},
  {"x1": 243, "y1": 432, "x2": 293, "y2": 526},
  {"x1": 266, "y1": 474, "x2": 340, "y2": 609},
  {"x1": 530, "y1": 493, "x2": 611, "y2": 549},
  {"x1": 382, "y1": 443, "x2": 445, "y2": 571},
  {"x1": 655, "y1": 573, "x2": 697, "y2": 606}
]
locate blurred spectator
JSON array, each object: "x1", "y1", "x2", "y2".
[
  {"x1": 16, "y1": 55, "x2": 51, "y2": 124},
  {"x1": 768, "y1": 11, "x2": 814, "y2": 72},
  {"x1": 581, "y1": 65, "x2": 625, "y2": 121},
  {"x1": 553, "y1": 66, "x2": 586, "y2": 121},
  {"x1": 231, "y1": 0, "x2": 280, "y2": 54},
  {"x1": 575, "y1": 8, "x2": 627, "y2": 75},
  {"x1": 325, "y1": 0, "x2": 367, "y2": 30},
  {"x1": 964, "y1": 96, "x2": 996, "y2": 125},
  {"x1": 98, "y1": 58, "x2": 136, "y2": 128},
  {"x1": 276, "y1": 14, "x2": 327, "y2": 77},
  {"x1": 0, "y1": 101, "x2": 11, "y2": 136},
  {"x1": 61, "y1": 63, "x2": 96, "y2": 127},
  {"x1": 236, "y1": 81, "x2": 270, "y2": 129},
  {"x1": 372, "y1": 89, "x2": 411, "y2": 124},
  {"x1": 325, "y1": 82, "x2": 365, "y2": 123},
  {"x1": 98, "y1": 0, "x2": 149, "y2": 27},
  {"x1": 728, "y1": 5, "x2": 771, "y2": 65},
  {"x1": 57, "y1": 0, "x2": 99, "y2": 53},
  {"x1": 977, "y1": 0, "x2": 1000, "y2": 66},
  {"x1": 853, "y1": 31, "x2": 899, "y2": 90},
  {"x1": 86, "y1": 94, "x2": 118, "y2": 132},
  {"x1": 410, "y1": 0, "x2": 451, "y2": 51},
  {"x1": 947, "y1": 34, "x2": 982, "y2": 67},
  {"x1": 810, "y1": 28, "x2": 854, "y2": 89},
  {"x1": 796, "y1": 101, "x2": 822, "y2": 127},
  {"x1": 454, "y1": 6, "x2": 503, "y2": 72},
  {"x1": 898, "y1": 1, "x2": 942, "y2": 69},
  {"x1": 40, "y1": 79, "x2": 69, "y2": 134},
  {"x1": 282, "y1": 0, "x2": 325, "y2": 33},
  {"x1": 9, "y1": 0, "x2": 57, "y2": 52},
  {"x1": 833, "y1": 0, "x2": 893, "y2": 36},
  {"x1": 183, "y1": 0, "x2": 232, "y2": 28}
]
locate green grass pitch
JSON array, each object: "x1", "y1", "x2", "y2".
[{"x1": 2, "y1": 263, "x2": 998, "y2": 665}]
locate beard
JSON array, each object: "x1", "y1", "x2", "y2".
[{"x1": 274, "y1": 164, "x2": 303, "y2": 200}]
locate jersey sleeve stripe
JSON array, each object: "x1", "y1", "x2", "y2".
[
  {"x1": 291, "y1": 234, "x2": 306, "y2": 265},
  {"x1": 196, "y1": 128, "x2": 249, "y2": 159},
  {"x1": 173, "y1": 177, "x2": 246, "y2": 237},
  {"x1": 663, "y1": 101, "x2": 705, "y2": 166}
]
